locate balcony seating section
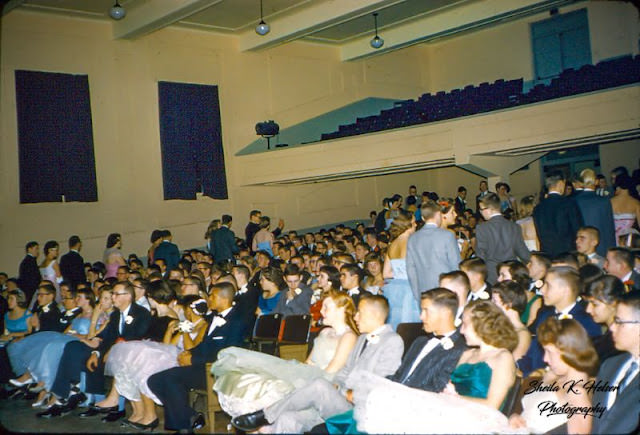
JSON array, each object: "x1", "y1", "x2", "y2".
[{"x1": 320, "y1": 55, "x2": 640, "y2": 141}]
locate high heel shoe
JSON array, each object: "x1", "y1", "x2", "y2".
[
  {"x1": 9, "y1": 377, "x2": 33, "y2": 387},
  {"x1": 32, "y1": 393, "x2": 51, "y2": 408},
  {"x1": 131, "y1": 418, "x2": 159, "y2": 431}
]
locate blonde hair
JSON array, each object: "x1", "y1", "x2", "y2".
[
  {"x1": 466, "y1": 300, "x2": 518, "y2": 351},
  {"x1": 518, "y1": 195, "x2": 535, "y2": 218},
  {"x1": 327, "y1": 290, "x2": 359, "y2": 335}
]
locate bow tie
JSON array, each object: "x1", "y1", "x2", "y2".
[{"x1": 556, "y1": 312, "x2": 573, "y2": 320}]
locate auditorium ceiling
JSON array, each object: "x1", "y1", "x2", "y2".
[{"x1": 7, "y1": 0, "x2": 583, "y2": 60}]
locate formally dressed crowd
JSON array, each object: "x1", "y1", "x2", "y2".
[{"x1": 1, "y1": 164, "x2": 639, "y2": 434}]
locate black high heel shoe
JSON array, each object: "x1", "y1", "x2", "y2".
[{"x1": 131, "y1": 418, "x2": 159, "y2": 431}]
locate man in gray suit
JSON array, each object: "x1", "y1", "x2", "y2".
[
  {"x1": 476, "y1": 193, "x2": 531, "y2": 284},
  {"x1": 407, "y1": 199, "x2": 461, "y2": 303},
  {"x1": 231, "y1": 295, "x2": 403, "y2": 433},
  {"x1": 591, "y1": 291, "x2": 639, "y2": 434}
]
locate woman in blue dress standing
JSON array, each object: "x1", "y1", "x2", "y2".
[{"x1": 382, "y1": 211, "x2": 420, "y2": 330}]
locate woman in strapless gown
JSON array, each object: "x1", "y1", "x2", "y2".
[
  {"x1": 382, "y1": 211, "x2": 420, "y2": 330},
  {"x1": 252, "y1": 216, "x2": 274, "y2": 257},
  {"x1": 327, "y1": 300, "x2": 518, "y2": 434},
  {"x1": 611, "y1": 174, "x2": 640, "y2": 246},
  {"x1": 516, "y1": 195, "x2": 540, "y2": 251},
  {"x1": 212, "y1": 290, "x2": 358, "y2": 417},
  {"x1": 103, "y1": 233, "x2": 126, "y2": 279},
  {"x1": 38, "y1": 241, "x2": 63, "y2": 305}
]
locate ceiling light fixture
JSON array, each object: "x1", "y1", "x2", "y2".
[
  {"x1": 255, "y1": 0, "x2": 270, "y2": 36},
  {"x1": 370, "y1": 12, "x2": 384, "y2": 49},
  {"x1": 109, "y1": 1, "x2": 126, "y2": 20}
]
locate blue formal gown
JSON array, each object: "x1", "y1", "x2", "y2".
[
  {"x1": 326, "y1": 362, "x2": 493, "y2": 434},
  {"x1": 382, "y1": 259, "x2": 421, "y2": 331},
  {"x1": 8, "y1": 316, "x2": 91, "y2": 390}
]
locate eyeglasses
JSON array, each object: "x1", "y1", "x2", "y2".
[
  {"x1": 613, "y1": 317, "x2": 640, "y2": 325},
  {"x1": 113, "y1": 292, "x2": 129, "y2": 296}
]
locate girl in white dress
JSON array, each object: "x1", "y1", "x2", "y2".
[{"x1": 212, "y1": 290, "x2": 359, "y2": 417}]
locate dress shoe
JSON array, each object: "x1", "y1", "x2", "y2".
[
  {"x1": 130, "y1": 418, "x2": 160, "y2": 431},
  {"x1": 37, "y1": 404, "x2": 69, "y2": 418},
  {"x1": 102, "y1": 410, "x2": 126, "y2": 422},
  {"x1": 32, "y1": 393, "x2": 51, "y2": 408},
  {"x1": 231, "y1": 410, "x2": 269, "y2": 432},
  {"x1": 191, "y1": 412, "x2": 205, "y2": 430},
  {"x1": 65, "y1": 392, "x2": 87, "y2": 410},
  {"x1": 78, "y1": 407, "x2": 101, "y2": 418},
  {"x1": 9, "y1": 377, "x2": 33, "y2": 387}
]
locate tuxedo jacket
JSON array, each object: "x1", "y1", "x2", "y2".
[
  {"x1": 210, "y1": 226, "x2": 239, "y2": 263},
  {"x1": 59, "y1": 250, "x2": 85, "y2": 289},
  {"x1": 57, "y1": 306, "x2": 82, "y2": 331},
  {"x1": 273, "y1": 284, "x2": 313, "y2": 316},
  {"x1": 34, "y1": 302, "x2": 64, "y2": 332},
  {"x1": 518, "y1": 303, "x2": 601, "y2": 376},
  {"x1": 574, "y1": 191, "x2": 616, "y2": 256},
  {"x1": 153, "y1": 240, "x2": 181, "y2": 270},
  {"x1": 335, "y1": 324, "x2": 403, "y2": 391},
  {"x1": 96, "y1": 302, "x2": 152, "y2": 356},
  {"x1": 532, "y1": 193, "x2": 584, "y2": 257},
  {"x1": 18, "y1": 254, "x2": 41, "y2": 300},
  {"x1": 388, "y1": 330, "x2": 467, "y2": 392},
  {"x1": 406, "y1": 225, "x2": 461, "y2": 303},
  {"x1": 190, "y1": 306, "x2": 249, "y2": 366},
  {"x1": 475, "y1": 215, "x2": 531, "y2": 284},
  {"x1": 591, "y1": 353, "x2": 639, "y2": 434},
  {"x1": 454, "y1": 197, "x2": 466, "y2": 217},
  {"x1": 348, "y1": 287, "x2": 372, "y2": 309},
  {"x1": 625, "y1": 271, "x2": 640, "y2": 292},
  {"x1": 234, "y1": 286, "x2": 260, "y2": 337}
]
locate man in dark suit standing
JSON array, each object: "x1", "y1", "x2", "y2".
[
  {"x1": 475, "y1": 180, "x2": 490, "y2": 214},
  {"x1": 388, "y1": 288, "x2": 466, "y2": 391},
  {"x1": 59, "y1": 235, "x2": 85, "y2": 290},
  {"x1": 476, "y1": 193, "x2": 531, "y2": 284},
  {"x1": 18, "y1": 241, "x2": 41, "y2": 304},
  {"x1": 454, "y1": 186, "x2": 467, "y2": 217},
  {"x1": 153, "y1": 230, "x2": 181, "y2": 271},
  {"x1": 148, "y1": 282, "x2": 248, "y2": 432},
  {"x1": 574, "y1": 169, "x2": 616, "y2": 256},
  {"x1": 374, "y1": 198, "x2": 390, "y2": 233},
  {"x1": 533, "y1": 170, "x2": 584, "y2": 257},
  {"x1": 211, "y1": 214, "x2": 239, "y2": 264},
  {"x1": 591, "y1": 291, "x2": 639, "y2": 434},
  {"x1": 40, "y1": 281, "x2": 151, "y2": 418}
]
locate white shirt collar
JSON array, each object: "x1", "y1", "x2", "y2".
[
  {"x1": 548, "y1": 190, "x2": 563, "y2": 195},
  {"x1": 557, "y1": 302, "x2": 576, "y2": 316},
  {"x1": 423, "y1": 222, "x2": 438, "y2": 227},
  {"x1": 622, "y1": 271, "x2": 633, "y2": 282},
  {"x1": 237, "y1": 284, "x2": 248, "y2": 295},
  {"x1": 488, "y1": 212, "x2": 502, "y2": 219},
  {"x1": 120, "y1": 303, "x2": 132, "y2": 319}
]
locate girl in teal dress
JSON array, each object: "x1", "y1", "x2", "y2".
[{"x1": 326, "y1": 300, "x2": 519, "y2": 434}]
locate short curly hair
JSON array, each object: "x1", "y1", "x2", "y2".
[
  {"x1": 466, "y1": 300, "x2": 518, "y2": 351},
  {"x1": 537, "y1": 317, "x2": 599, "y2": 377}
]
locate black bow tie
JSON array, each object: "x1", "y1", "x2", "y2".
[{"x1": 432, "y1": 334, "x2": 445, "y2": 340}]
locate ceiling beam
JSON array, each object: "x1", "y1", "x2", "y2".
[
  {"x1": 239, "y1": 0, "x2": 405, "y2": 52},
  {"x1": 112, "y1": 0, "x2": 224, "y2": 40},
  {"x1": 2, "y1": 0, "x2": 25, "y2": 16},
  {"x1": 340, "y1": 0, "x2": 581, "y2": 61}
]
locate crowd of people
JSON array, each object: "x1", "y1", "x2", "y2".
[{"x1": 0, "y1": 164, "x2": 639, "y2": 434}]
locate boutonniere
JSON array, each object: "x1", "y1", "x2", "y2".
[
  {"x1": 366, "y1": 333, "x2": 380, "y2": 345},
  {"x1": 212, "y1": 315, "x2": 227, "y2": 327},
  {"x1": 294, "y1": 288, "x2": 302, "y2": 295},
  {"x1": 441, "y1": 337, "x2": 454, "y2": 350},
  {"x1": 64, "y1": 309, "x2": 75, "y2": 317},
  {"x1": 624, "y1": 279, "x2": 634, "y2": 288},
  {"x1": 178, "y1": 320, "x2": 195, "y2": 333},
  {"x1": 557, "y1": 313, "x2": 573, "y2": 320},
  {"x1": 125, "y1": 315, "x2": 133, "y2": 325},
  {"x1": 475, "y1": 290, "x2": 490, "y2": 300},
  {"x1": 534, "y1": 280, "x2": 544, "y2": 289},
  {"x1": 42, "y1": 305, "x2": 50, "y2": 313},
  {"x1": 454, "y1": 317, "x2": 462, "y2": 327}
]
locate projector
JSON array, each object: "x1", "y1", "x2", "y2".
[{"x1": 255, "y1": 120, "x2": 279, "y2": 137}]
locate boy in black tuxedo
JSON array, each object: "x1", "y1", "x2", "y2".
[{"x1": 148, "y1": 282, "x2": 249, "y2": 432}]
